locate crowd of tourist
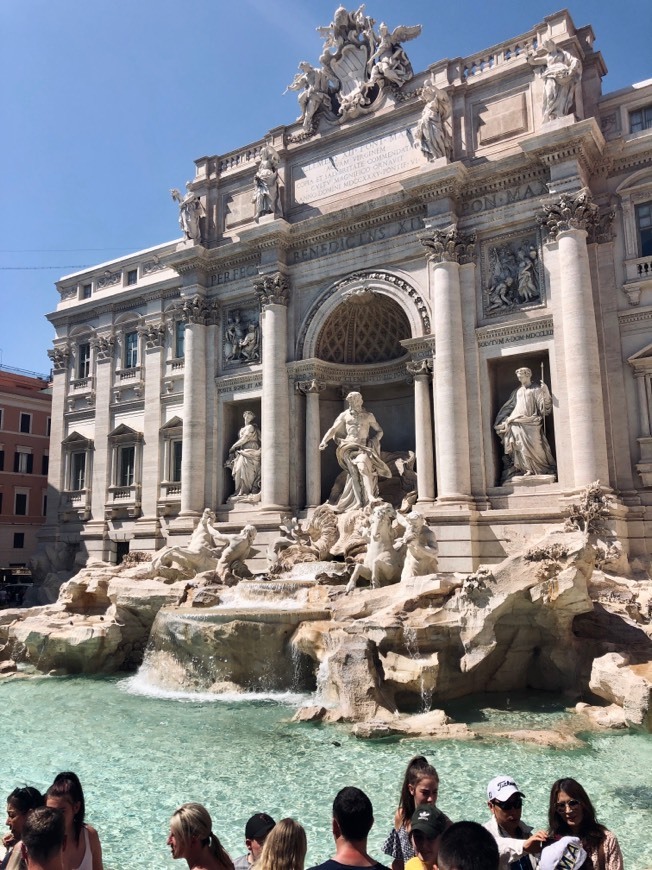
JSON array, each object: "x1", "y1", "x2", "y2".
[{"x1": 0, "y1": 758, "x2": 624, "y2": 870}]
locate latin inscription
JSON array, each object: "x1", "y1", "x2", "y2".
[
  {"x1": 293, "y1": 129, "x2": 422, "y2": 203},
  {"x1": 462, "y1": 180, "x2": 548, "y2": 216},
  {"x1": 210, "y1": 264, "x2": 259, "y2": 286},
  {"x1": 292, "y1": 216, "x2": 424, "y2": 264}
]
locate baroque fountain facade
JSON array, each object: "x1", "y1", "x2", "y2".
[{"x1": 4, "y1": 7, "x2": 652, "y2": 735}]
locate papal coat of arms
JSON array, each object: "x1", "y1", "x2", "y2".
[{"x1": 285, "y1": 5, "x2": 421, "y2": 135}]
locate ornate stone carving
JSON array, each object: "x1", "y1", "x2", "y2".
[
  {"x1": 139, "y1": 321, "x2": 166, "y2": 349},
  {"x1": 420, "y1": 227, "x2": 476, "y2": 264},
  {"x1": 296, "y1": 379, "x2": 326, "y2": 396},
  {"x1": 537, "y1": 188, "x2": 598, "y2": 241},
  {"x1": 177, "y1": 295, "x2": 212, "y2": 325},
  {"x1": 97, "y1": 270, "x2": 121, "y2": 290},
  {"x1": 142, "y1": 257, "x2": 165, "y2": 276},
  {"x1": 587, "y1": 209, "x2": 616, "y2": 245},
  {"x1": 253, "y1": 143, "x2": 282, "y2": 220},
  {"x1": 482, "y1": 233, "x2": 544, "y2": 316},
  {"x1": 170, "y1": 183, "x2": 205, "y2": 244},
  {"x1": 254, "y1": 272, "x2": 289, "y2": 308},
  {"x1": 48, "y1": 345, "x2": 71, "y2": 371},
  {"x1": 92, "y1": 334, "x2": 116, "y2": 361},
  {"x1": 414, "y1": 74, "x2": 452, "y2": 162},
  {"x1": 396, "y1": 511, "x2": 438, "y2": 581},
  {"x1": 406, "y1": 359, "x2": 432, "y2": 379},
  {"x1": 59, "y1": 287, "x2": 77, "y2": 301},
  {"x1": 285, "y1": 9, "x2": 421, "y2": 135},
  {"x1": 494, "y1": 365, "x2": 556, "y2": 484},
  {"x1": 225, "y1": 411, "x2": 261, "y2": 501},
  {"x1": 527, "y1": 39, "x2": 582, "y2": 123}
]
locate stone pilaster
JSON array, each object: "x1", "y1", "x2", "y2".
[
  {"x1": 420, "y1": 227, "x2": 475, "y2": 505},
  {"x1": 406, "y1": 359, "x2": 435, "y2": 503},
  {"x1": 178, "y1": 296, "x2": 211, "y2": 516},
  {"x1": 137, "y1": 320, "x2": 166, "y2": 537},
  {"x1": 255, "y1": 272, "x2": 290, "y2": 510},
  {"x1": 538, "y1": 189, "x2": 610, "y2": 489},
  {"x1": 297, "y1": 379, "x2": 326, "y2": 508},
  {"x1": 41, "y1": 344, "x2": 71, "y2": 543}
]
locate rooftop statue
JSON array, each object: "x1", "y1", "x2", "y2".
[
  {"x1": 415, "y1": 73, "x2": 452, "y2": 161},
  {"x1": 367, "y1": 21, "x2": 421, "y2": 89},
  {"x1": 494, "y1": 366, "x2": 556, "y2": 483},
  {"x1": 319, "y1": 391, "x2": 392, "y2": 511},
  {"x1": 286, "y1": 61, "x2": 333, "y2": 134},
  {"x1": 252, "y1": 143, "x2": 282, "y2": 220},
  {"x1": 170, "y1": 182, "x2": 204, "y2": 244},
  {"x1": 527, "y1": 39, "x2": 582, "y2": 123}
]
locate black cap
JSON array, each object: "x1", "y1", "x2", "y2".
[{"x1": 245, "y1": 813, "x2": 275, "y2": 840}]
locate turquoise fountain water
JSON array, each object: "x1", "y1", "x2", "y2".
[{"x1": 0, "y1": 676, "x2": 650, "y2": 870}]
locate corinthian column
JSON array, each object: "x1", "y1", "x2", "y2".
[
  {"x1": 538, "y1": 189, "x2": 609, "y2": 488},
  {"x1": 406, "y1": 359, "x2": 435, "y2": 503},
  {"x1": 297, "y1": 379, "x2": 326, "y2": 508},
  {"x1": 255, "y1": 272, "x2": 290, "y2": 510},
  {"x1": 420, "y1": 227, "x2": 475, "y2": 505},
  {"x1": 178, "y1": 295, "x2": 210, "y2": 516}
]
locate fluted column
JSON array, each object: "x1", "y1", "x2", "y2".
[
  {"x1": 89, "y1": 334, "x2": 116, "y2": 521},
  {"x1": 297, "y1": 379, "x2": 326, "y2": 508},
  {"x1": 538, "y1": 189, "x2": 609, "y2": 488},
  {"x1": 407, "y1": 359, "x2": 435, "y2": 503},
  {"x1": 255, "y1": 272, "x2": 290, "y2": 510},
  {"x1": 421, "y1": 227, "x2": 475, "y2": 504},
  {"x1": 178, "y1": 295, "x2": 210, "y2": 516}
]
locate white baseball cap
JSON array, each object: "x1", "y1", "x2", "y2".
[{"x1": 487, "y1": 776, "x2": 523, "y2": 802}]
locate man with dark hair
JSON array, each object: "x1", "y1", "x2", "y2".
[
  {"x1": 233, "y1": 813, "x2": 276, "y2": 870},
  {"x1": 308, "y1": 787, "x2": 390, "y2": 870},
  {"x1": 438, "y1": 822, "x2": 499, "y2": 870},
  {"x1": 21, "y1": 807, "x2": 66, "y2": 870}
]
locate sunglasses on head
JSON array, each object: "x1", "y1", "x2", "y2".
[{"x1": 493, "y1": 797, "x2": 522, "y2": 811}]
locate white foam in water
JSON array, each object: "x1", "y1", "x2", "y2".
[{"x1": 118, "y1": 671, "x2": 310, "y2": 705}]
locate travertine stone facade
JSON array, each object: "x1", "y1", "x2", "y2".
[{"x1": 43, "y1": 10, "x2": 652, "y2": 570}]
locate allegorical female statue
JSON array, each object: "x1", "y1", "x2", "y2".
[
  {"x1": 225, "y1": 411, "x2": 261, "y2": 498},
  {"x1": 494, "y1": 367, "x2": 556, "y2": 483}
]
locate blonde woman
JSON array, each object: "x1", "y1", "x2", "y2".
[
  {"x1": 256, "y1": 819, "x2": 307, "y2": 870},
  {"x1": 167, "y1": 803, "x2": 234, "y2": 870}
]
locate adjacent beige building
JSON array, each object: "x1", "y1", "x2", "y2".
[{"x1": 43, "y1": 10, "x2": 652, "y2": 571}]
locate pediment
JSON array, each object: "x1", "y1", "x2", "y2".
[
  {"x1": 62, "y1": 431, "x2": 94, "y2": 447},
  {"x1": 628, "y1": 341, "x2": 652, "y2": 371},
  {"x1": 160, "y1": 416, "x2": 183, "y2": 431}
]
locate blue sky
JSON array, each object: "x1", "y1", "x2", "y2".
[{"x1": 1, "y1": 0, "x2": 650, "y2": 376}]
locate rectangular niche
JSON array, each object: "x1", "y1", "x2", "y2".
[
  {"x1": 480, "y1": 229, "x2": 546, "y2": 319},
  {"x1": 473, "y1": 89, "x2": 529, "y2": 149},
  {"x1": 490, "y1": 353, "x2": 556, "y2": 488}
]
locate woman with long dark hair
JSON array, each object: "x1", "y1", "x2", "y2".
[
  {"x1": 383, "y1": 756, "x2": 449, "y2": 870},
  {"x1": 548, "y1": 778, "x2": 623, "y2": 870},
  {"x1": 1, "y1": 786, "x2": 44, "y2": 870},
  {"x1": 45, "y1": 772, "x2": 102, "y2": 870}
]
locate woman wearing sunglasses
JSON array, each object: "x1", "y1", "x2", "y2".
[
  {"x1": 548, "y1": 779, "x2": 623, "y2": 870},
  {"x1": 484, "y1": 776, "x2": 547, "y2": 870}
]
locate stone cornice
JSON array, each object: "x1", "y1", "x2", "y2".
[
  {"x1": 287, "y1": 357, "x2": 410, "y2": 385},
  {"x1": 48, "y1": 284, "x2": 182, "y2": 328},
  {"x1": 400, "y1": 336, "x2": 435, "y2": 358},
  {"x1": 460, "y1": 162, "x2": 549, "y2": 203},
  {"x1": 618, "y1": 306, "x2": 652, "y2": 330},
  {"x1": 519, "y1": 118, "x2": 605, "y2": 177},
  {"x1": 288, "y1": 201, "x2": 426, "y2": 250},
  {"x1": 401, "y1": 160, "x2": 470, "y2": 204},
  {"x1": 476, "y1": 315, "x2": 553, "y2": 348}
]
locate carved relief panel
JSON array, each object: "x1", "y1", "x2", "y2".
[
  {"x1": 222, "y1": 306, "x2": 261, "y2": 366},
  {"x1": 480, "y1": 230, "x2": 545, "y2": 318}
]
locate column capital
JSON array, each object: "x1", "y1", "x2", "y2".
[
  {"x1": 47, "y1": 344, "x2": 70, "y2": 371},
  {"x1": 91, "y1": 333, "x2": 116, "y2": 362},
  {"x1": 138, "y1": 320, "x2": 166, "y2": 349},
  {"x1": 587, "y1": 208, "x2": 616, "y2": 245},
  {"x1": 406, "y1": 359, "x2": 433, "y2": 379},
  {"x1": 420, "y1": 226, "x2": 476, "y2": 264},
  {"x1": 254, "y1": 271, "x2": 290, "y2": 308},
  {"x1": 296, "y1": 378, "x2": 326, "y2": 396},
  {"x1": 176, "y1": 294, "x2": 213, "y2": 325},
  {"x1": 536, "y1": 187, "x2": 598, "y2": 242}
]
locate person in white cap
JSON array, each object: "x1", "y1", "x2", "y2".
[{"x1": 483, "y1": 777, "x2": 547, "y2": 870}]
